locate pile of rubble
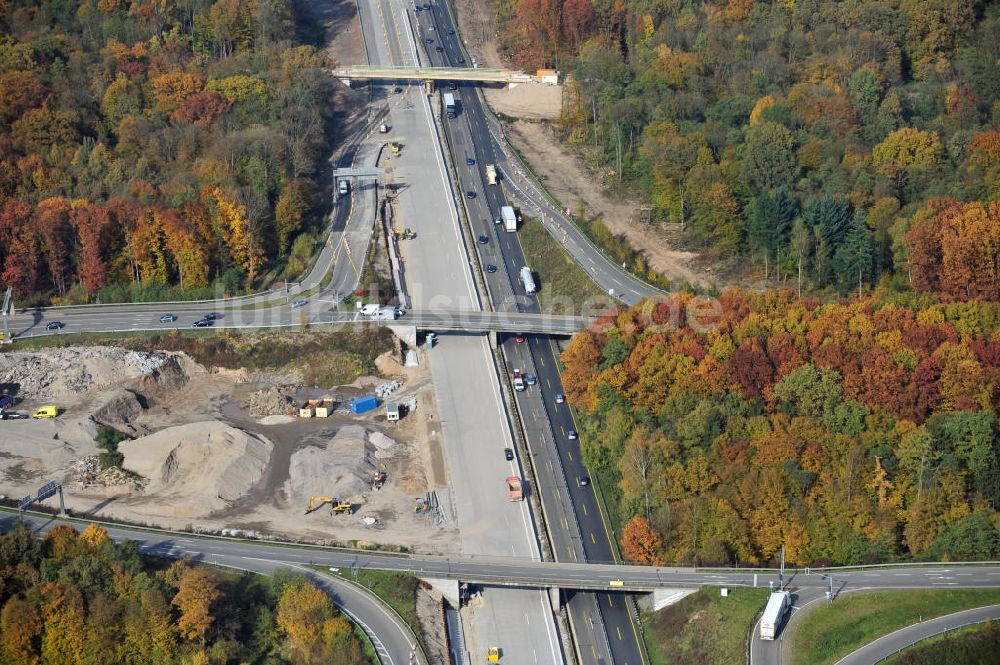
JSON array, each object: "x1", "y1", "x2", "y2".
[
  {"x1": 241, "y1": 387, "x2": 295, "y2": 417},
  {"x1": 369, "y1": 431, "x2": 398, "y2": 460},
  {"x1": 0, "y1": 347, "x2": 175, "y2": 400}
]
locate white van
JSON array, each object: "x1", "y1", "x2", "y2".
[
  {"x1": 338, "y1": 180, "x2": 349, "y2": 196},
  {"x1": 360, "y1": 303, "x2": 380, "y2": 316}
]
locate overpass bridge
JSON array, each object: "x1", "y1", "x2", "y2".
[{"x1": 331, "y1": 65, "x2": 535, "y2": 85}]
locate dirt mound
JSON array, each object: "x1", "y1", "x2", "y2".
[
  {"x1": 134, "y1": 354, "x2": 190, "y2": 393},
  {"x1": 285, "y1": 425, "x2": 375, "y2": 506},
  {"x1": 0, "y1": 347, "x2": 177, "y2": 400},
  {"x1": 241, "y1": 387, "x2": 295, "y2": 417},
  {"x1": 91, "y1": 389, "x2": 146, "y2": 435},
  {"x1": 120, "y1": 420, "x2": 273, "y2": 518}
]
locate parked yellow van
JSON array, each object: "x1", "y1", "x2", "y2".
[{"x1": 31, "y1": 406, "x2": 57, "y2": 418}]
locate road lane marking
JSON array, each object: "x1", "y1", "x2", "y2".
[{"x1": 590, "y1": 533, "x2": 596, "y2": 544}]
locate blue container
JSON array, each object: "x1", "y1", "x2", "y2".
[{"x1": 350, "y1": 395, "x2": 378, "y2": 414}]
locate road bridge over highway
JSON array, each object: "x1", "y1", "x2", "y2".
[{"x1": 331, "y1": 65, "x2": 535, "y2": 85}]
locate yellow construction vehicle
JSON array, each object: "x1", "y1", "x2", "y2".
[
  {"x1": 487, "y1": 647, "x2": 501, "y2": 662},
  {"x1": 331, "y1": 499, "x2": 353, "y2": 514},
  {"x1": 390, "y1": 142, "x2": 401, "y2": 157},
  {"x1": 305, "y1": 497, "x2": 333, "y2": 514},
  {"x1": 305, "y1": 497, "x2": 353, "y2": 514}
]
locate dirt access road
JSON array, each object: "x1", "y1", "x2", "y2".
[{"x1": 452, "y1": 0, "x2": 712, "y2": 287}]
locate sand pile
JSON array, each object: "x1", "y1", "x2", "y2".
[
  {"x1": 120, "y1": 420, "x2": 273, "y2": 518},
  {"x1": 241, "y1": 387, "x2": 294, "y2": 417},
  {"x1": 369, "y1": 431, "x2": 398, "y2": 460},
  {"x1": 0, "y1": 417, "x2": 99, "y2": 487},
  {"x1": 0, "y1": 347, "x2": 179, "y2": 400},
  {"x1": 286, "y1": 425, "x2": 376, "y2": 505}
]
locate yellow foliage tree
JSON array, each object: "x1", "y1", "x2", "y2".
[
  {"x1": 872, "y1": 127, "x2": 941, "y2": 177},
  {"x1": 211, "y1": 187, "x2": 263, "y2": 284},
  {"x1": 172, "y1": 568, "x2": 220, "y2": 642},
  {"x1": 150, "y1": 72, "x2": 204, "y2": 112},
  {"x1": 749, "y1": 95, "x2": 776, "y2": 125},
  {"x1": 79, "y1": 523, "x2": 108, "y2": 549}
]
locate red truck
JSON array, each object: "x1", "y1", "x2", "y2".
[{"x1": 507, "y1": 477, "x2": 524, "y2": 501}]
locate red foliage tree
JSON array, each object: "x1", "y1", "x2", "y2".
[
  {"x1": 34, "y1": 198, "x2": 73, "y2": 295},
  {"x1": 70, "y1": 202, "x2": 111, "y2": 294},
  {"x1": 169, "y1": 92, "x2": 232, "y2": 126}
]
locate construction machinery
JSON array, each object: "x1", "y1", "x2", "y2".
[
  {"x1": 487, "y1": 647, "x2": 501, "y2": 662},
  {"x1": 305, "y1": 497, "x2": 353, "y2": 515},
  {"x1": 393, "y1": 227, "x2": 416, "y2": 240},
  {"x1": 372, "y1": 471, "x2": 387, "y2": 490},
  {"x1": 390, "y1": 142, "x2": 401, "y2": 157}
]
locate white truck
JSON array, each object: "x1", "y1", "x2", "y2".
[
  {"x1": 520, "y1": 267, "x2": 536, "y2": 295},
  {"x1": 501, "y1": 205, "x2": 517, "y2": 232},
  {"x1": 444, "y1": 92, "x2": 457, "y2": 118},
  {"x1": 373, "y1": 307, "x2": 399, "y2": 321},
  {"x1": 486, "y1": 164, "x2": 497, "y2": 185},
  {"x1": 759, "y1": 591, "x2": 791, "y2": 640},
  {"x1": 512, "y1": 369, "x2": 526, "y2": 392}
]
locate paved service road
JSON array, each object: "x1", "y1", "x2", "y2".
[{"x1": 833, "y1": 603, "x2": 1000, "y2": 665}]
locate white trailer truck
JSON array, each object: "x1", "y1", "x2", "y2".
[
  {"x1": 520, "y1": 267, "x2": 536, "y2": 295},
  {"x1": 501, "y1": 206, "x2": 517, "y2": 232},
  {"x1": 759, "y1": 591, "x2": 791, "y2": 640}
]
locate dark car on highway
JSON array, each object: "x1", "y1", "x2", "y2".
[
  {"x1": 504, "y1": 448, "x2": 514, "y2": 461},
  {"x1": 192, "y1": 319, "x2": 213, "y2": 327},
  {"x1": 45, "y1": 321, "x2": 65, "y2": 330},
  {"x1": 159, "y1": 313, "x2": 178, "y2": 323},
  {"x1": 204, "y1": 312, "x2": 222, "y2": 320},
  {"x1": 478, "y1": 234, "x2": 488, "y2": 244},
  {"x1": 486, "y1": 264, "x2": 497, "y2": 273},
  {"x1": 466, "y1": 191, "x2": 476, "y2": 199}
]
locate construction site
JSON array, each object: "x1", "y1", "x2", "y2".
[{"x1": 0, "y1": 334, "x2": 458, "y2": 552}]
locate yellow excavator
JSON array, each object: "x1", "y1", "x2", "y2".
[{"x1": 305, "y1": 497, "x2": 353, "y2": 515}]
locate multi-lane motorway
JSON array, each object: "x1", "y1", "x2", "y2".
[{"x1": 411, "y1": 4, "x2": 648, "y2": 664}]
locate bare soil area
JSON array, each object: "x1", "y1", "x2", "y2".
[
  {"x1": 453, "y1": 0, "x2": 504, "y2": 69},
  {"x1": 484, "y1": 83, "x2": 562, "y2": 120},
  {"x1": 504, "y1": 120, "x2": 709, "y2": 286},
  {"x1": 0, "y1": 343, "x2": 457, "y2": 553}
]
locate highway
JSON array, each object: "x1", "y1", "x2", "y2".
[
  {"x1": 414, "y1": 4, "x2": 648, "y2": 664},
  {"x1": 7, "y1": 304, "x2": 591, "y2": 337},
  {"x1": 356, "y1": 0, "x2": 564, "y2": 661}
]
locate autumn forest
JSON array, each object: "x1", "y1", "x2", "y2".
[
  {"x1": 0, "y1": 0, "x2": 334, "y2": 305},
  {"x1": 0, "y1": 522, "x2": 371, "y2": 664},
  {"x1": 499, "y1": 0, "x2": 998, "y2": 295}
]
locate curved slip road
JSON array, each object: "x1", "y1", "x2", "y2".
[{"x1": 833, "y1": 603, "x2": 1000, "y2": 665}]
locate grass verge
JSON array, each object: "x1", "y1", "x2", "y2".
[
  {"x1": 791, "y1": 589, "x2": 1000, "y2": 665},
  {"x1": 518, "y1": 216, "x2": 609, "y2": 313},
  {"x1": 643, "y1": 586, "x2": 770, "y2": 665},
  {"x1": 885, "y1": 620, "x2": 1000, "y2": 664}
]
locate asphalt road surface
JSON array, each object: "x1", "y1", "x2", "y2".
[
  {"x1": 833, "y1": 603, "x2": 1000, "y2": 665},
  {"x1": 358, "y1": 0, "x2": 564, "y2": 661},
  {"x1": 412, "y1": 4, "x2": 649, "y2": 664}
]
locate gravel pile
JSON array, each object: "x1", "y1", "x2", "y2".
[{"x1": 285, "y1": 425, "x2": 376, "y2": 506}]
